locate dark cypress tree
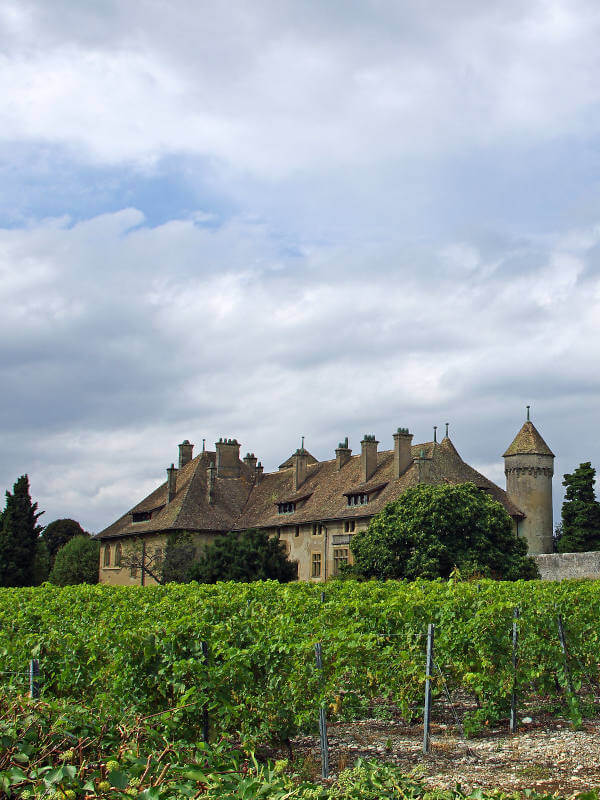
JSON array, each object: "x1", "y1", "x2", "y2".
[
  {"x1": 557, "y1": 462, "x2": 600, "y2": 552},
  {"x1": 0, "y1": 475, "x2": 44, "y2": 587}
]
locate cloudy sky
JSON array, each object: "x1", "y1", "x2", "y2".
[{"x1": 2, "y1": 0, "x2": 600, "y2": 533}]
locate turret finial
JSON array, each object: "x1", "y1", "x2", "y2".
[
  {"x1": 301, "y1": 435, "x2": 305, "y2": 450},
  {"x1": 526, "y1": 405, "x2": 530, "y2": 422},
  {"x1": 433, "y1": 425, "x2": 437, "y2": 443},
  {"x1": 445, "y1": 422, "x2": 449, "y2": 438},
  {"x1": 202, "y1": 438, "x2": 206, "y2": 452}
]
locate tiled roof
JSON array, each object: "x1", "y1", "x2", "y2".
[
  {"x1": 98, "y1": 433, "x2": 524, "y2": 540},
  {"x1": 503, "y1": 421, "x2": 554, "y2": 457}
]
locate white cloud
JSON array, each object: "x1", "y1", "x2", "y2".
[{"x1": 2, "y1": 1, "x2": 600, "y2": 176}]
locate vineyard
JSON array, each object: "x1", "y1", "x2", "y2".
[
  {"x1": 2, "y1": 579, "x2": 600, "y2": 739},
  {"x1": 1, "y1": 579, "x2": 600, "y2": 798}
]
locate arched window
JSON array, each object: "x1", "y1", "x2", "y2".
[
  {"x1": 103, "y1": 546, "x2": 111, "y2": 567},
  {"x1": 114, "y1": 542, "x2": 122, "y2": 567}
]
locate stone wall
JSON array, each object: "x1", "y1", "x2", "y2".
[{"x1": 534, "y1": 551, "x2": 600, "y2": 581}]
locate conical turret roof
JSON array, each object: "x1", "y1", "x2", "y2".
[{"x1": 503, "y1": 420, "x2": 554, "y2": 458}]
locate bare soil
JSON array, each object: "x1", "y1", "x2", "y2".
[{"x1": 285, "y1": 715, "x2": 600, "y2": 794}]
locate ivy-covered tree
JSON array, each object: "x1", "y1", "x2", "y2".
[
  {"x1": 42, "y1": 518, "x2": 87, "y2": 565},
  {"x1": 349, "y1": 483, "x2": 538, "y2": 581},
  {"x1": 0, "y1": 475, "x2": 44, "y2": 587},
  {"x1": 189, "y1": 529, "x2": 297, "y2": 584},
  {"x1": 161, "y1": 532, "x2": 197, "y2": 583},
  {"x1": 557, "y1": 462, "x2": 600, "y2": 552},
  {"x1": 49, "y1": 535, "x2": 99, "y2": 586}
]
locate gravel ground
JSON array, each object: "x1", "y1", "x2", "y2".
[{"x1": 288, "y1": 717, "x2": 600, "y2": 794}]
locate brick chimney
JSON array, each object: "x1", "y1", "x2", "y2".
[
  {"x1": 393, "y1": 427, "x2": 413, "y2": 478},
  {"x1": 335, "y1": 437, "x2": 352, "y2": 470},
  {"x1": 178, "y1": 439, "x2": 194, "y2": 468},
  {"x1": 166, "y1": 463, "x2": 177, "y2": 503},
  {"x1": 360, "y1": 435, "x2": 378, "y2": 483},
  {"x1": 206, "y1": 463, "x2": 216, "y2": 504},
  {"x1": 292, "y1": 448, "x2": 309, "y2": 492},
  {"x1": 215, "y1": 438, "x2": 241, "y2": 478}
]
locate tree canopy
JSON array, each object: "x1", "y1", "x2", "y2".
[
  {"x1": 349, "y1": 482, "x2": 538, "y2": 581},
  {"x1": 49, "y1": 535, "x2": 100, "y2": 586},
  {"x1": 557, "y1": 462, "x2": 600, "y2": 552},
  {"x1": 0, "y1": 475, "x2": 44, "y2": 587},
  {"x1": 189, "y1": 529, "x2": 297, "y2": 584},
  {"x1": 42, "y1": 518, "x2": 87, "y2": 564}
]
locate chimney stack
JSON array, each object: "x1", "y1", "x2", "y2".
[
  {"x1": 206, "y1": 463, "x2": 216, "y2": 504},
  {"x1": 243, "y1": 452, "x2": 258, "y2": 471},
  {"x1": 292, "y1": 448, "x2": 309, "y2": 492},
  {"x1": 335, "y1": 437, "x2": 352, "y2": 470},
  {"x1": 360, "y1": 435, "x2": 378, "y2": 483},
  {"x1": 255, "y1": 462, "x2": 264, "y2": 484},
  {"x1": 215, "y1": 438, "x2": 241, "y2": 478},
  {"x1": 393, "y1": 427, "x2": 413, "y2": 478},
  {"x1": 178, "y1": 439, "x2": 194, "y2": 468},
  {"x1": 167, "y1": 463, "x2": 178, "y2": 503}
]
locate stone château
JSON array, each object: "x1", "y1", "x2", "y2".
[{"x1": 97, "y1": 413, "x2": 554, "y2": 584}]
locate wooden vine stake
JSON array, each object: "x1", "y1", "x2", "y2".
[
  {"x1": 423, "y1": 623, "x2": 434, "y2": 754},
  {"x1": 314, "y1": 642, "x2": 329, "y2": 778},
  {"x1": 29, "y1": 658, "x2": 40, "y2": 699},
  {"x1": 556, "y1": 615, "x2": 575, "y2": 696},
  {"x1": 201, "y1": 641, "x2": 210, "y2": 744},
  {"x1": 510, "y1": 608, "x2": 520, "y2": 734}
]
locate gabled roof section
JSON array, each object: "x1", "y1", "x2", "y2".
[
  {"x1": 503, "y1": 421, "x2": 554, "y2": 458},
  {"x1": 98, "y1": 451, "x2": 255, "y2": 539},
  {"x1": 278, "y1": 449, "x2": 318, "y2": 470}
]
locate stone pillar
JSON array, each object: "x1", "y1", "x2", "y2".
[
  {"x1": 393, "y1": 428, "x2": 413, "y2": 478},
  {"x1": 335, "y1": 437, "x2": 352, "y2": 470},
  {"x1": 215, "y1": 438, "x2": 241, "y2": 478},
  {"x1": 292, "y1": 449, "x2": 309, "y2": 491},
  {"x1": 360, "y1": 435, "x2": 378, "y2": 483},
  {"x1": 178, "y1": 440, "x2": 194, "y2": 468},
  {"x1": 206, "y1": 464, "x2": 216, "y2": 504},
  {"x1": 166, "y1": 463, "x2": 177, "y2": 503}
]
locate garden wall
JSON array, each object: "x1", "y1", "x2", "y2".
[{"x1": 534, "y1": 551, "x2": 600, "y2": 580}]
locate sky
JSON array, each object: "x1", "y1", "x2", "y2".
[{"x1": 2, "y1": 0, "x2": 600, "y2": 533}]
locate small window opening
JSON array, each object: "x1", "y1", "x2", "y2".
[
  {"x1": 334, "y1": 548, "x2": 349, "y2": 574},
  {"x1": 311, "y1": 552, "x2": 322, "y2": 577}
]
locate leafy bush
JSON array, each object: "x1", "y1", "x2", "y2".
[
  {"x1": 349, "y1": 483, "x2": 538, "y2": 580},
  {"x1": 189, "y1": 528, "x2": 297, "y2": 583},
  {"x1": 49, "y1": 535, "x2": 99, "y2": 586}
]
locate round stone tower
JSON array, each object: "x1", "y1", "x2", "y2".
[{"x1": 503, "y1": 409, "x2": 554, "y2": 555}]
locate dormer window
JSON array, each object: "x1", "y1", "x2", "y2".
[
  {"x1": 132, "y1": 511, "x2": 151, "y2": 523},
  {"x1": 278, "y1": 501, "x2": 296, "y2": 514},
  {"x1": 347, "y1": 493, "x2": 369, "y2": 506}
]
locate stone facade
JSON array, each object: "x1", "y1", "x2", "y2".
[{"x1": 97, "y1": 416, "x2": 555, "y2": 584}]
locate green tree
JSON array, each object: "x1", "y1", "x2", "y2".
[
  {"x1": 189, "y1": 529, "x2": 297, "y2": 583},
  {"x1": 49, "y1": 535, "x2": 100, "y2": 586},
  {"x1": 42, "y1": 518, "x2": 87, "y2": 565},
  {"x1": 349, "y1": 483, "x2": 538, "y2": 581},
  {"x1": 0, "y1": 475, "x2": 44, "y2": 587},
  {"x1": 32, "y1": 538, "x2": 50, "y2": 584},
  {"x1": 161, "y1": 531, "x2": 197, "y2": 583},
  {"x1": 557, "y1": 462, "x2": 600, "y2": 552}
]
